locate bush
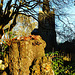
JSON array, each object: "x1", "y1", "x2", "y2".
[{"x1": 30, "y1": 51, "x2": 75, "y2": 75}]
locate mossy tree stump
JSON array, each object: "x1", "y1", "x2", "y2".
[{"x1": 8, "y1": 39, "x2": 46, "y2": 75}]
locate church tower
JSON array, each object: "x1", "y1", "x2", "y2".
[{"x1": 38, "y1": 0, "x2": 56, "y2": 52}]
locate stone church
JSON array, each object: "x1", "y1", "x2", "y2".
[{"x1": 32, "y1": 0, "x2": 57, "y2": 52}]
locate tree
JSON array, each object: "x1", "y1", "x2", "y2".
[
  {"x1": 12, "y1": 14, "x2": 38, "y2": 37},
  {"x1": 0, "y1": 0, "x2": 41, "y2": 39},
  {"x1": 1, "y1": 0, "x2": 74, "y2": 41},
  {"x1": 52, "y1": 0, "x2": 75, "y2": 42}
]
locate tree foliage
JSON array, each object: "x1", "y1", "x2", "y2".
[
  {"x1": 0, "y1": 0, "x2": 74, "y2": 42},
  {"x1": 0, "y1": 0, "x2": 42, "y2": 39},
  {"x1": 11, "y1": 14, "x2": 38, "y2": 37}
]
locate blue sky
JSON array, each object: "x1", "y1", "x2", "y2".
[
  {"x1": 55, "y1": 4, "x2": 75, "y2": 43},
  {"x1": 35, "y1": 0, "x2": 75, "y2": 43}
]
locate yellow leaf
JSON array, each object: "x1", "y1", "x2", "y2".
[
  {"x1": 0, "y1": 25, "x2": 2, "y2": 29},
  {"x1": 0, "y1": 3, "x2": 3, "y2": 6},
  {"x1": 19, "y1": 1, "x2": 22, "y2": 3}
]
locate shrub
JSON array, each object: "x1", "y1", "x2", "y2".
[{"x1": 30, "y1": 51, "x2": 75, "y2": 75}]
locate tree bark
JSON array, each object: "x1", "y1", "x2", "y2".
[
  {"x1": 0, "y1": 29, "x2": 3, "y2": 39},
  {"x1": 8, "y1": 39, "x2": 46, "y2": 75}
]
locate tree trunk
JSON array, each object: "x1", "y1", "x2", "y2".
[
  {"x1": 0, "y1": 29, "x2": 3, "y2": 39},
  {"x1": 8, "y1": 39, "x2": 46, "y2": 75}
]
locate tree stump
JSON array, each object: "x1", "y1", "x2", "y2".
[{"x1": 9, "y1": 39, "x2": 46, "y2": 75}]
